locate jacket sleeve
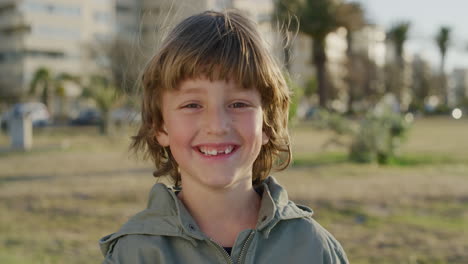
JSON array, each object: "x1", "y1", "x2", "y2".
[
  {"x1": 102, "y1": 234, "x2": 166, "y2": 264},
  {"x1": 322, "y1": 230, "x2": 349, "y2": 264},
  {"x1": 102, "y1": 238, "x2": 122, "y2": 264},
  {"x1": 102, "y1": 236, "x2": 143, "y2": 264}
]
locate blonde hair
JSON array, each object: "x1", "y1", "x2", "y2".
[{"x1": 132, "y1": 10, "x2": 291, "y2": 187}]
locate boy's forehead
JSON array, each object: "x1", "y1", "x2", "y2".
[{"x1": 173, "y1": 77, "x2": 254, "y2": 93}]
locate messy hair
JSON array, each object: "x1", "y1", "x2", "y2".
[{"x1": 132, "y1": 10, "x2": 291, "y2": 187}]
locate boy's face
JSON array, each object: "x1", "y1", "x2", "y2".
[{"x1": 156, "y1": 77, "x2": 269, "y2": 189}]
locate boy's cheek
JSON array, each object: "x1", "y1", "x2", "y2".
[{"x1": 262, "y1": 131, "x2": 269, "y2": 145}]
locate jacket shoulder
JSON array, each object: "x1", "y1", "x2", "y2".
[{"x1": 300, "y1": 216, "x2": 349, "y2": 264}]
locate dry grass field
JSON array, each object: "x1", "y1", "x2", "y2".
[{"x1": 0, "y1": 117, "x2": 467, "y2": 264}]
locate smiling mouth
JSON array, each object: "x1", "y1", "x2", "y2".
[{"x1": 196, "y1": 145, "x2": 237, "y2": 156}]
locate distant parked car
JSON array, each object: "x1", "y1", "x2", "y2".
[
  {"x1": 70, "y1": 108, "x2": 102, "y2": 126},
  {"x1": 110, "y1": 107, "x2": 141, "y2": 125},
  {"x1": 1, "y1": 102, "x2": 51, "y2": 130}
]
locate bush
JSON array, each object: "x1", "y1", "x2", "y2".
[
  {"x1": 313, "y1": 98, "x2": 412, "y2": 165},
  {"x1": 286, "y1": 76, "x2": 302, "y2": 122},
  {"x1": 349, "y1": 111, "x2": 410, "y2": 164}
]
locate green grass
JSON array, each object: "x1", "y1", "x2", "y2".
[
  {"x1": 0, "y1": 117, "x2": 467, "y2": 263},
  {"x1": 292, "y1": 152, "x2": 348, "y2": 167},
  {"x1": 291, "y1": 152, "x2": 466, "y2": 167}
]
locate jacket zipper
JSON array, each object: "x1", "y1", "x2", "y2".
[
  {"x1": 236, "y1": 230, "x2": 255, "y2": 264},
  {"x1": 208, "y1": 229, "x2": 255, "y2": 264},
  {"x1": 209, "y1": 239, "x2": 234, "y2": 264}
]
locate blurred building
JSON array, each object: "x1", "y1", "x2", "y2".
[
  {"x1": 288, "y1": 28, "x2": 350, "y2": 111},
  {"x1": 411, "y1": 54, "x2": 434, "y2": 109},
  {"x1": 0, "y1": 0, "x2": 116, "y2": 100},
  {"x1": 289, "y1": 30, "x2": 348, "y2": 88},
  {"x1": 449, "y1": 68, "x2": 468, "y2": 107},
  {"x1": 352, "y1": 25, "x2": 386, "y2": 67},
  {"x1": 384, "y1": 36, "x2": 414, "y2": 111},
  {"x1": 325, "y1": 27, "x2": 348, "y2": 111},
  {"x1": 115, "y1": 0, "x2": 141, "y2": 42},
  {"x1": 1, "y1": 0, "x2": 349, "y2": 109},
  {"x1": 231, "y1": 0, "x2": 276, "y2": 50},
  {"x1": 115, "y1": 0, "x2": 276, "y2": 58},
  {"x1": 289, "y1": 34, "x2": 314, "y2": 87}
]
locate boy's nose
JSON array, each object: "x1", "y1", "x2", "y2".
[{"x1": 203, "y1": 107, "x2": 229, "y2": 135}]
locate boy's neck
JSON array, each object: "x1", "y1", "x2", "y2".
[{"x1": 177, "y1": 178, "x2": 261, "y2": 247}]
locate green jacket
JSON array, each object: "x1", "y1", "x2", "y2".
[{"x1": 99, "y1": 176, "x2": 349, "y2": 264}]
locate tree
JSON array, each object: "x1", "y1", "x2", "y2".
[
  {"x1": 335, "y1": 1, "x2": 366, "y2": 113},
  {"x1": 87, "y1": 37, "x2": 143, "y2": 96},
  {"x1": 336, "y1": 1, "x2": 366, "y2": 55},
  {"x1": 346, "y1": 51, "x2": 381, "y2": 112},
  {"x1": 387, "y1": 22, "x2": 411, "y2": 108},
  {"x1": 435, "y1": 26, "x2": 451, "y2": 105},
  {"x1": 296, "y1": 0, "x2": 342, "y2": 108},
  {"x1": 410, "y1": 56, "x2": 434, "y2": 112},
  {"x1": 29, "y1": 67, "x2": 76, "y2": 118},
  {"x1": 278, "y1": 0, "x2": 366, "y2": 109},
  {"x1": 388, "y1": 22, "x2": 410, "y2": 67},
  {"x1": 83, "y1": 75, "x2": 124, "y2": 135},
  {"x1": 84, "y1": 37, "x2": 141, "y2": 134}
]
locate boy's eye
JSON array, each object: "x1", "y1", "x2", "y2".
[
  {"x1": 182, "y1": 103, "x2": 201, "y2": 109},
  {"x1": 230, "y1": 102, "x2": 249, "y2": 108}
]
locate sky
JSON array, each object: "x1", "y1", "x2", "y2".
[{"x1": 350, "y1": 0, "x2": 468, "y2": 72}]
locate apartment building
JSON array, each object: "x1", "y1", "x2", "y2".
[
  {"x1": 0, "y1": 0, "x2": 115, "y2": 100},
  {"x1": 352, "y1": 25, "x2": 386, "y2": 67},
  {"x1": 1, "y1": 0, "x2": 364, "y2": 112},
  {"x1": 115, "y1": 0, "x2": 274, "y2": 58},
  {"x1": 449, "y1": 68, "x2": 468, "y2": 107}
]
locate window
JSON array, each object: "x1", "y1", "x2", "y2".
[
  {"x1": 0, "y1": 51, "x2": 22, "y2": 63},
  {"x1": 116, "y1": 4, "x2": 132, "y2": 13},
  {"x1": 54, "y1": 5, "x2": 81, "y2": 16},
  {"x1": 94, "y1": 11, "x2": 112, "y2": 24},
  {"x1": 0, "y1": 3, "x2": 16, "y2": 15},
  {"x1": 0, "y1": 50, "x2": 73, "y2": 63},
  {"x1": 25, "y1": 50, "x2": 65, "y2": 59},
  {"x1": 0, "y1": 25, "x2": 31, "y2": 36},
  {"x1": 21, "y1": 1, "x2": 81, "y2": 17},
  {"x1": 93, "y1": 32, "x2": 111, "y2": 41},
  {"x1": 33, "y1": 25, "x2": 81, "y2": 40},
  {"x1": 94, "y1": 0, "x2": 112, "y2": 3}
]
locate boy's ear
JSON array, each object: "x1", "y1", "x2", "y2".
[
  {"x1": 155, "y1": 125, "x2": 169, "y2": 147},
  {"x1": 262, "y1": 131, "x2": 269, "y2": 145}
]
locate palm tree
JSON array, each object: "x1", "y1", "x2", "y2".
[
  {"x1": 388, "y1": 22, "x2": 410, "y2": 67},
  {"x1": 297, "y1": 0, "x2": 342, "y2": 108},
  {"x1": 387, "y1": 22, "x2": 411, "y2": 108},
  {"x1": 84, "y1": 75, "x2": 123, "y2": 135},
  {"x1": 436, "y1": 26, "x2": 451, "y2": 74},
  {"x1": 30, "y1": 67, "x2": 52, "y2": 108},
  {"x1": 336, "y1": 2, "x2": 366, "y2": 55},
  {"x1": 29, "y1": 67, "x2": 76, "y2": 118},
  {"x1": 435, "y1": 26, "x2": 451, "y2": 105},
  {"x1": 275, "y1": 0, "x2": 370, "y2": 109},
  {"x1": 336, "y1": 1, "x2": 366, "y2": 113}
]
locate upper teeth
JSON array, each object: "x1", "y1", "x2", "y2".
[{"x1": 199, "y1": 146, "x2": 233, "y2": 155}]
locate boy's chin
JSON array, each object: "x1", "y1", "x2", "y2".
[{"x1": 193, "y1": 174, "x2": 251, "y2": 190}]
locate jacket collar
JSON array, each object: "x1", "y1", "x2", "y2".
[
  {"x1": 99, "y1": 176, "x2": 313, "y2": 255},
  {"x1": 255, "y1": 176, "x2": 313, "y2": 237}
]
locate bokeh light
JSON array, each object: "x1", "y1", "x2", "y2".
[{"x1": 451, "y1": 108, "x2": 462, "y2": 119}]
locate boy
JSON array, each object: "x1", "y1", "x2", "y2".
[{"x1": 100, "y1": 10, "x2": 348, "y2": 264}]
